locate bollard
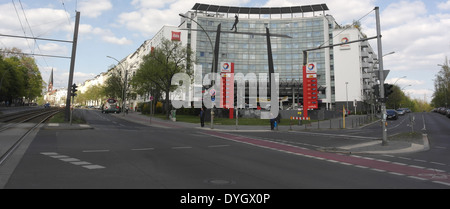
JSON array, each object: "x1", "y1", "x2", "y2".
[{"x1": 290, "y1": 119, "x2": 294, "y2": 131}]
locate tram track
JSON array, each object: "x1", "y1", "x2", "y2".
[{"x1": 0, "y1": 108, "x2": 62, "y2": 166}]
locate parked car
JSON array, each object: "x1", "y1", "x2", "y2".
[
  {"x1": 386, "y1": 109, "x2": 398, "y2": 120},
  {"x1": 396, "y1": 109, "x2": 406, "y2": 116},
  {"x1": 397, "y1": 108, "x2": 411, "y2": 113}
]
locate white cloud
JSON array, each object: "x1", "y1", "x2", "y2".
[
  {"x1": 438, "y1": 0, "x2": 450, "y2": 10},
  {"x1": 78, "y1": 0, "x2": 112, "y2": 18},
  {"x1": 102, "y1": 36, "x2": 132, "y2": 45},
  {"x1": 403, "y1": 88, "x2": 433, "y2": 100},
  {"x1": 385, "y1": 77, "x2": 425, "y2": 86},
  {"x1": 262, "y1": 0, "x2": 376, "y2": 25},
  {"x1": 381, "y1": 0, "x2": 426, "y2": 27},
  {"x1": 116, "y1": 0, "x2": 252, "y2": 36},
  {"x1": 78, "y1": 24, "x2": 132, "y2": 45},
  {"x1": 38, "y1": 42, "x2": 69, "y2": 55}
]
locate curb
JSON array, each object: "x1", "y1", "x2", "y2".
[{"x1": 320, "y1": 133, "x2": 430, "y2": 155}]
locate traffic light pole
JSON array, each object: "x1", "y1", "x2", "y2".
[
  {"x1": 65, "y1": 11, "x2": 80, "y2": 121},
  {"x1": 375, "y1": 7, "x2": 388, "y2": 146}
]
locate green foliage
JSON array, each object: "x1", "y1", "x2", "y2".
[
  {"x1": 76, "y1": 84, "x2": 106, "y2": 105},
  {"x1": 385, "y1": 84, "x2": 432, "y2": 112},
  {"x1": 103, "y1": 67, "x2": 125, "y2": 101},
  {"x1": 431, "y1": 60, "x2": 449, "y2": 108},
  {"x1": 130, "y1": 38, "x2": 194, "y2": 119},
  {"x1": 0, "y1": 48, "x2": 44, "y2": 104}
]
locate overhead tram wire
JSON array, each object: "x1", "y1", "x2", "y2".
[
  {"x1": 18, "y1": 0, "x2": 50, "y2": 68},
  {"x1": 11, "y1": 0, "x2": 33, "y2": 54},
  {"x1": 60, "y1": 0, "x2": 74, "y2": 34},
  {"x1": 318, "y1": 8, "x2": 375, "y2": 49}
]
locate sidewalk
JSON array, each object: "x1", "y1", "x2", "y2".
[{"x1": 113, "y1": 111, "x2": 429, "y2": 155}]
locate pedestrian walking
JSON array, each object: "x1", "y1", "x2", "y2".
[
  {"x1": 270, "y1": 112, "x2": 275, "y2": 130},
  {"x1": 200, "y1": 107, "x2": 205, "y2": 127}
]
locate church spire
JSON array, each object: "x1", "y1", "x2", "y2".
[{"x1": 48, "y1": 68, "x2": 53, "y2": 92}]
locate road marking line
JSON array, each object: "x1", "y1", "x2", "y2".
[
  {"x1": 41, "y1": 152, "x2": 58, "y2": 155},
  {"x1": 430, "y1": 162, "x2": 446, "y2": 166},
  {"x1": 409, "y1": 165, "x2": 425, "y2": 169},
  {"x1": 82, "y1": 150, "x2": 110, "y2": 153},
  {"x1": 71, "y1": 161, "x2": 91, "y2": 165},
  {"x1": 59, "y1": 158, "x2": 80, "y2": 162},
  {"x1": 433, "y1": 181, "x2": 450, "y2": 187},
  {"x1": 131, "y1": 148, "x2": 154, "y2": 151},
  {"x1": 83, "y1": 165, "x2": 105, "y2": 169},
  {"x1": 408, "y1": 176, "x2": 427, "y2": 181},
  {"x1": 392, "y1": 162, "x2": 407, "y2": 166},
  {"x1": 41, "y1": 152, "x2": 105, "y2": 170},
  {"x1": 389, "y1": 172, "x2": 405, "y2": 176},
  {"x1": 50, "y1": 155, "x2": 69, "y2": 158},
  {"x1": 371, "y1": 168, "x2": 386, "y2": 172},
  {"x1": 208, "y1": 145, "x2": 230, "y2": 148},
  {"x1": 172, "y1": 146, "x2": 192, "y2": 149}
]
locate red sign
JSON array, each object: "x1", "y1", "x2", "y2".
[
  {"x1": 221, "y1": 62, "x2": 234, "y2": 119},
  {"x1": 171, "y1": 31, "x2": 181, "y2": 41},
  {"x1": 303, "y1": 62, "x2": 318, "y2": 112}
]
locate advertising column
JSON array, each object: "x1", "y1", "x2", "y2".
[
  {"x1": 303, "y1": 62, "x2": 318, "y2": 119},
  {"x1": 220, "y1": 62, "x2": 235, "y2": 119}
]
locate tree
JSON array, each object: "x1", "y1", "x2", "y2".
[
  {"x1": 386, "y1": 85, "x2": 408, "y2": 109},
  {"x1": 132, "y1": 38, "x2": 193, "y2": 119},
  {"x1": 103, "y1": 65, "x2": 126, "y2": 103},
  {"x1": 76, "y1": 84, "x2": 106, "y2": 106},
  {"x1": 431, "y1": 58, "x2": 450, "y2": 108},
  {"x1": 0, "y1": 48, "x2": 44, "y2": 105}
]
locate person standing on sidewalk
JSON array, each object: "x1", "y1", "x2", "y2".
[{"x1": 200, "y1": 107, "x2": 205, "y2": 127}]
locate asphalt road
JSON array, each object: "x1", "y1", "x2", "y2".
[{"x1": 2, "y1": 109, "x2": 449, "y2": 189}]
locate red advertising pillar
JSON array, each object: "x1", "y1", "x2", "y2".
[
  {"x1": 302, "y1": 62, "x2": 318, "y2": 119},
  {"x1": 221, "y1": 62, "x2": 234, "y2": 119}
]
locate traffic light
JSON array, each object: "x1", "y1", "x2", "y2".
[
  {"x1": 71, "y1": 83, "x2": 78, "y2": 97},
  {"x1": 384, "y1": 83, "x2": 393, "y2": 98},
  {"x1": 373, "y1": 84, "x2": 380, "y2": 97}
]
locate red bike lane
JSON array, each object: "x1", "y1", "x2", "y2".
[{"x1": 202, "y1": 130, "x2": 450, "y2": 187}]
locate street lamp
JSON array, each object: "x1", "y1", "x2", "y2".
[
  {"x1": 179, "y1": 13, "x2": 216, "y2": 129},
  {"x1": 367, "y1": 51, "x2": 395, "y2": 74},
  {"x1": 393, "y1": 76, "x2": 406, "y2": 86},
  {"x1": 345, "y1": 82, "x2": 349, "y2": 114},
  {"x1": 401, "y1": 85, "x2": 411, "y2": 91},
  {"x1": 107, "y1": 55, "x2": 128, "y2": 116}
]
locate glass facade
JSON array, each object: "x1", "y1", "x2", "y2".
[{"x1": 187, "y1": 13, "x2": 335, "y2": 104}]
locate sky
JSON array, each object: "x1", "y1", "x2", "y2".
[{"x1": 0, "y1": 0, "x2": 449, "y2": 103}]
